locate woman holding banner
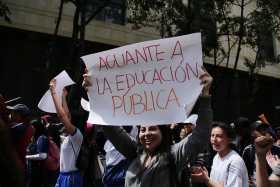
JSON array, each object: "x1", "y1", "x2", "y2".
[{"x1": 83, "y1": 67, "x2": 213, "y2": 187}]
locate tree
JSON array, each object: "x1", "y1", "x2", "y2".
[
  {"x1": 127, "y1": 0, "x2": 280, "y2": 121},
  {"x1": 127, "y1": 0, "x2": 280, "y2": 69},
  {"x1": 244, "y1": 0, "x2": 280, "y2": 70},
  {"x1": 46, "y1": 0, "x2": 112, "y2": 111},
  {"x1": 0, "y1": 1, "x2": 11, "y2": 23},
  {"x1": 127, "y1": 0, "x2": 219, "y2": 55}
]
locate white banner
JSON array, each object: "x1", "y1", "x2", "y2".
[
  {"x1": 38, "y1": 70, "x2": 75, "y2": 113},
  {"x1": 81, "y1": 98, "x2": 90, "y2": 112},
  {"x1": 82, "y1": 33, "x2": 204, "y2": 126}
]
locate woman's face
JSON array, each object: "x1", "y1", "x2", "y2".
[
  {"x1": 210, "y1": 127, "x2": 231, "y2": 153},
  {"x1": 139, "y1": 125, "x2": 162, "y2": 153}
]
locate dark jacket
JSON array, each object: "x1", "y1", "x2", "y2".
[{"x1": 242, "y1": 143, "x2": 280, "y2": 176}]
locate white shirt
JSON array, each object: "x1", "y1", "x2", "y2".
[
  {"x1": 60, "y1": 129, "x2": 83, "y2": 172},
  {"x1": 210, "y1": 150, "x2": 249, "y2": 187},
  {"x1": 104, "y1": 141, "x2": 126, "y2": 166}
]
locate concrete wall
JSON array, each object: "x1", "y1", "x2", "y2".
[
  {"x1": 1, "y1": 0, "x2": 160, "y2": 46},
  {"x1": 206, "y1": 1, "x2": 280, "y2": 79}
]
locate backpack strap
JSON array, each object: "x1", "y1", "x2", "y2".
[
  {"x1": 70, "y1": 140, "x2": 77, "y2": 159},
  {"x1": 249, "y1": 145, "x2": 255, "y2": 175},
  {"x1": 224, "y1": 161, "x2": 232, "y2": 186}
]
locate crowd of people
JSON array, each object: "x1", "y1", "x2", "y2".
[{"x1": 0, "y1": 68, "x2": 280, "y2": 187}]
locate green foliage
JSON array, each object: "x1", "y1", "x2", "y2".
[
  {"x1": 128, "y1": 0, "x2": 221, "y2": 58},
  {"x1": 127, "y1": 0, "x2": 280, "y2": 68},
  {"x1": 245, "y1": 0, "x2": 280, "y2": 65}
]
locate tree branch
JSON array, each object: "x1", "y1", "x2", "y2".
[
  {"x1": 54, "y1": 0, "x2": 64, "y2": 36},
  {"x1": 232, "y1": 1, "x2": 241, "y2": 7},
  {"x1": 84, "y1": 0, "x2": 110, "y2": 26}
]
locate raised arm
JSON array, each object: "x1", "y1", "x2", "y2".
[
  {"x1": 102, "y1": 126, "x2": 138, "y2": 160},
  {"x1": 82, "y1": 70, "x2": 137, "y2": 159},
  {"x1": 49, "y1": 79, "x2": 76, "y2": 135},
  {"x1": 255, "y1": 135, "x2": 276, "y2": 187},
  {"x1": 62, "y1": 88, "x2": 71, "y2": 121},
  {"x1": 172, "y1": 67, "x2": 213, "y2": 170}
]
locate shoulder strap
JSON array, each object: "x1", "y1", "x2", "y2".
[
  {"x1": 70, "y1": 140, "x2": 77, "y2": 159},
  {"x1": 224, "y1": 160, "x2": 232, "y2": 186},
  {"x1": 249, "y1": 145, "x2": 255, "y2": 175}
]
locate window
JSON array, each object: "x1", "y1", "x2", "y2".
[{"x1": 86, "y1": 0, "x2": 126, "y2": 25}]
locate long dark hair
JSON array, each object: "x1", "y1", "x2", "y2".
[{"x1": 157, "y1": 125, "x2": 173, "y2": 153}]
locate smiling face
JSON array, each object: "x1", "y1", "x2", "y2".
[
  {"x1": 210, "y1": 127, "x2": 231, "y2": 155},
  {"x1": 139, "y1": 125, "x2": 162, "y2": 154}
]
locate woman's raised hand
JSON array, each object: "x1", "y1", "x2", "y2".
[
  {"x1": 255, "y1": 135, "x2": 273, "y2": 156},
  {"x1": 49, "y1": 79, "x2": 57, "y2": 94},
  {"x1": 266, "y1": 151, "x2": 280, "y2": 169},
  {"x1": 199, "y1": 66, "x2": 213, "y2": 96},
  {"x1": 82, "y1": 69, "x2": 92, "y2": 91}
]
